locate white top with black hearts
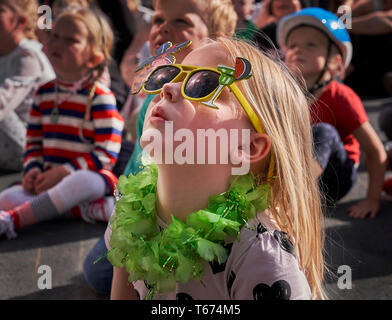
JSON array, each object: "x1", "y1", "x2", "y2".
[{"x1": 105, "y1": 212, "x2": 312, "y2": 300}]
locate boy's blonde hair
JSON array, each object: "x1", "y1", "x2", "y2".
[
  {"x1": 216, "y1": 37, "x2": 325, "y2": 299},
  {"x1": 154, "y1": 0, "x2": 237, "y2": 38},
  {"x1": 195, "y1": 0, "x2": 237, "y2": 38},
  {"x1": 52, "y1": 0, "x2": 91, "y2": 18},
  {"x1": 0, "y1": 0, "x2": 38, "y2": 40}
]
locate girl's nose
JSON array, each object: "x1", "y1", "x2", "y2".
[{"x1": 161, "y1": 82, "x2": 182, "y2": 102}]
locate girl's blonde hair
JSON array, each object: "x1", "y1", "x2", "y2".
[
  {"x1": 153, "y1": 0, "x2": 237, "y2": 38},
  {"x1": 216, "y1": 37, "x2": 325, "y2": 299},
  {"x1": 0, "y1": 0, "x2": 38, "y2": 40}
]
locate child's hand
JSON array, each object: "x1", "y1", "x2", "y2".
[
  {"x1": 347, "y1": 197, "x2": 380, "y2": 219},
  {"x1": 22, "y1": 168, "x2": 41, "y2": 194},
  {"x1": 34, "y1": 166, "x2": 70, "y2": 194}
]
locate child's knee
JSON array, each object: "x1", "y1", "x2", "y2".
[
  {"x1": 59, "y1": 170, "x2": 106, "y2": 199},
  {"x1": 312, "y1": 122, "x2": 339, "y2": 143}
]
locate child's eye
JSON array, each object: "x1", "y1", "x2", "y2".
[
  {"x1": 65, "y1": 37, "x2": 78, "y2": 44},
  {"x1": 152, "y1": 16, "x2": 164, "y2": 25},
  {"x1": 175, "y1": 19, "x2": 189, "y2": 25}
]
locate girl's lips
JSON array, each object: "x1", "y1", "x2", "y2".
[{"x1": 150, "y1": 105, "x2": 169, "y2": 123}]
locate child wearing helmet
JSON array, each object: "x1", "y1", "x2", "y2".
[{"x1": 278, "y1": 8, "x2": 387, "y2": 219}]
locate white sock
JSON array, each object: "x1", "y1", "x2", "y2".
[{"x1": 47, "y1": 170, "x2": 106, "y2": 213}]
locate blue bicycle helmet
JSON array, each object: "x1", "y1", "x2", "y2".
[{"x1": 277, "y1": 7, "x2": 352, "y2": 67}]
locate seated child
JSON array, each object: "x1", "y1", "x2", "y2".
[
  {"x1": 82, "y1": 0, "x2": 239, "y2": 297},
  {"x1": 107, "y1": 37, "x2": 325, "y2": 300},
  {"x1": 0, "y1": 0, "x2": 55, "y2": 172},
  {"x1": 277, "y1": 8, "x2": 387, "y2": 218},
  {"x1": 0, "y1": 7, "x2": 124, "y2": 239}
]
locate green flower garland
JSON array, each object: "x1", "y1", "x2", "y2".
[{"x1": 107, "y1": 164, "x2": 271, "y2": 299}]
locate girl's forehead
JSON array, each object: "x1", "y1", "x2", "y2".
[{"x1": 182, "y1": 44, "x2": 230, "y2": 68}]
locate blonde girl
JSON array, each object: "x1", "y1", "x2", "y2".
[
  {"x1": 0, "y1": 7, "x2": 123, "y2": 239},
  {"x1": 108, "y1": 37, "x2": 325, "y2": 300}
]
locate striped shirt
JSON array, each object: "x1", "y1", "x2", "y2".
[{"x1": 24, "y1": 79, "x2": 124, "y2": 193}]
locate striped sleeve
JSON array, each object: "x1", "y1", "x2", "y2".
[
  {"x1": 67, "y1": 88, "x2": 124, "y2": 172},
  {"x1": 23, "y1": 92, "x2": 44, "y2": 175}
]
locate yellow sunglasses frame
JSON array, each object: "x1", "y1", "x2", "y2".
[
  {"x1": 141, "y1": 63, "x2": 275, "y2": 179},
  {"x1": 141, "y1": 64, "x2": 263, "y2": 134}
]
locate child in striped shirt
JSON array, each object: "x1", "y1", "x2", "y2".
[{"x1": 0, "y1": 6, "x2": 124, "y2": 239}]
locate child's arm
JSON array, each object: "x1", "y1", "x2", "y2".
[
  {"x1": 0, "y1": 51, "x2": 41, "y2": 122},
  {"x1": 352, "y1": 0, "x2": 374, "y2": 17},
  {"x1": 350, "y1": 9, "x2": 392, "y2": 35},
  {"x1": 347, "y1": 121, "x2": 387, "y2": 219},
  {"x1": 23, "y1": 99, "x2": 44, "y2": 182},
  {"x1": 111, "y1": 267, "x2": 138, "y2": 300}
]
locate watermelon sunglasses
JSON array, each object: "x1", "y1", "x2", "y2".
[
  {"x1": 132, "y1": 41, "x2": 274, "y2": 177},
  {"x1": 135, "y1": 58, "x2": 263, "y2": 134}
]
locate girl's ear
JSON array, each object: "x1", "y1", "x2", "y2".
[
  {"x1": 232, "y1": 132, "x2": 271, "y2": 165},
  {"x1": 246, "y1": 133, "x2": 271, "y2": 164},
  {"x1": 86, "y1": 51, "x2": 104, "y2": 69}
]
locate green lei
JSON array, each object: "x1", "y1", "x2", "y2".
[{"x1": 107, "y1": 164, "x2": 271, "y2": 299}]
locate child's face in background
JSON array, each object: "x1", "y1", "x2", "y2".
[
  {"x1": 284, "y1": 26, "x2": 330, "y2": 80},
  {"x1": 271, "y1": 0, "x2": 301, "y2": 20},
  {"x1": 47, "y1": 15, "x2": 95, "y2": 82},
  {"x1": 0, "y1": 4, "x2": 18, "y2": 41},
  {"x1": 232, "y1": 0, "x2": 253, "y2": 21},
  {"x1": 149, "y1": 0, "x2": 209, "y2": 63}
]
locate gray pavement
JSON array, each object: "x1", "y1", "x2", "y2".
[{"x1": 1, "y1": 97, "x2": 392, "y2": 300}]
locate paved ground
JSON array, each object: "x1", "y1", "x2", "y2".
[{"x1": 1, "y1": 96, "x2": 392, "y2": 300}]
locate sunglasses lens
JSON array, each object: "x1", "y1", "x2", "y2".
[
  {"x1": 184, "y1": 70, "x2": 220, "y2": 99},
  {"x1": 145, "y1": 66, "x2": 181, "y2": 91}
]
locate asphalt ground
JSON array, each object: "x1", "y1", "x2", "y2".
[{"x1": 1, "y1": 96, "x2": 392, "y2": 300}]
